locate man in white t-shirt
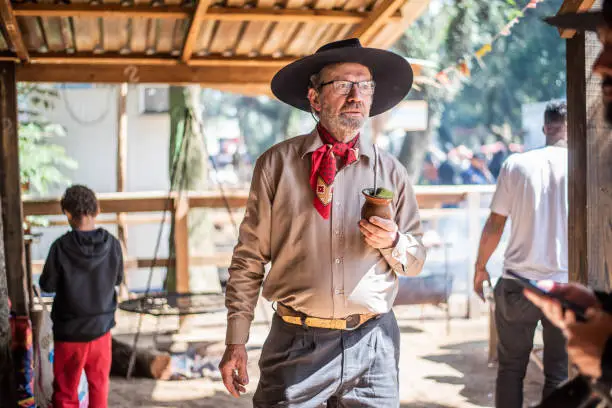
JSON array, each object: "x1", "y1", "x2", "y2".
[{"x1": 473, "y1": 101, "x2": 568, "y2": 408}]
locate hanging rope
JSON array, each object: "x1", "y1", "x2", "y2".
[{"x1": 125, "y1": 107, "x2": 191, "y2": 379}]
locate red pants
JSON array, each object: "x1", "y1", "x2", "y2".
[{"x1": 53, "y1": 332, "x2": 111, "y2": 408}]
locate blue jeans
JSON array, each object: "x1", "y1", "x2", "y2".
[{"x1": 253, "y1": 311, "x2": 400, "y2": 407}]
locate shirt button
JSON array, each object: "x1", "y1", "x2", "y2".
[
  {"x1": 335, "y1": 229, "x2": 341, "y2": 235},
  {"x1": 336, "y1": 202, "x2": 341, "y2": 207},
  {"x1": 335, "y1": 258, "x2": 342, "y2": 264},
  {"x1": 334, "y1": 289, "x2": 344, "y2": 295}
]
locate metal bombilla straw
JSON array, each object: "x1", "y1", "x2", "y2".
[{"x1": 373, "y1": 143, "x2": 378, "y2": 195}]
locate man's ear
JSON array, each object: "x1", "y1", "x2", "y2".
[{"x1": 308, "y1": 88, "x2": 321, "y2": 113}]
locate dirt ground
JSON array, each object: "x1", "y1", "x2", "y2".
[{"x1": 109, "y1": 301, "x2": 546, "y2": 408}]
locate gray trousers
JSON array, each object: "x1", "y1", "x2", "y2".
[
  {"x1": 494, "y1": 278, "x2": 568, "y2": 408},
  {"x1": 253, "y1": 311, "x2": 400, "y2": 408}
]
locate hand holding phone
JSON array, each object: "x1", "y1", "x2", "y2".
[{"x1": 506, "y1": 270, "x2": 588, "y2": 322}]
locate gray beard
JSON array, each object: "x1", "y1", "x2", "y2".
[{"x1": 320, "y1": 113, "x2": 365, "y2": 141}]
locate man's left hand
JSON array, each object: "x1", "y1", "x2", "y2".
[
  {"x1": 359, "y1": 216, "x2": 398, "y2": 249},
  {"x1": 565, "y1": 308, "x2": 612, "y2": 379}
]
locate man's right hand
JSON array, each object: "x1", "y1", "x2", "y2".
[
  {"x1": 219, "y1": 344, "x2": 249, "y2": 398},
  {"x1": 474, "y1": 266, "x2": 491, "y2": 302},
  {"x1": 524, "y1": 282, "x2": 600, "y2": 329}
]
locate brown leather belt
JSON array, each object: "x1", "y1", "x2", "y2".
[{"x1": 276, "y1": 303, "x2": 379, "y2": 331}]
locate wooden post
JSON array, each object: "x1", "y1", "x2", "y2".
[
  {"x1": 0, "y1": 196, "x2": 17, "y2": 405},
  {"x1": 0, "y1": 62, "x2": 28, "y2": 315},
  {"x1": 566, "y1": 32, "x2": 589, "y2": 286},
  {"x1": 583, "y1": 27, "x2": 612, "y2": 290},
  {"x1": 174, "y1": 196, "x2": 190, "y2": 294},
  {"x1": 116, "y1": 83, "x2": 129, "y2": 292}
]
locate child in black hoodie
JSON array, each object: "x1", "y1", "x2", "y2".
[{"x1": 40, "y1": 185, "x2": 123, "y2": 408}]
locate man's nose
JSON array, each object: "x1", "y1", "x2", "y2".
[{"x1": 346, "y1": 84, "x2": 364, "y2": 103}]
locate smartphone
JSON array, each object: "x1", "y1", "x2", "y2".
[{"x1": 506, "y1": 270, "x2": 588, "y2": 322}]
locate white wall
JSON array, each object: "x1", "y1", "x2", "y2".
[{"x1": 45, "y1": 85, "x2": 170, "y2": 194}]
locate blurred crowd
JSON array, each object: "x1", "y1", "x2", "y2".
[{"x1": 418, "y1": 141, "x2": 525, "y2": 186}]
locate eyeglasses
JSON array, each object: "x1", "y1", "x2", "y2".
[{"x1": 319, "y1": 80, "x2": 376, "y2": 96}]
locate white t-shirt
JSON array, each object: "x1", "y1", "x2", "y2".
[{"x1": 490, "y1": 146, "x2": 568, "y2": 282}]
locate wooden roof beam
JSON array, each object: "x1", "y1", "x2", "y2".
[
  {"x1": 27, "y1": 52, "x2": 293, "y2": 67},
  {"x1": 556, "y1": 0, "x2": 596, "y2": 39},
  {"x1": 348, "y1": 0, "x2": 406, "y2": 45},
  {"x1": 12, "y1": 4, "x2": 190, "y2": 19},
  {"x1": 16, "y1": 63, "x2": 280, "y2": 87},
  {"x1": 182, "y1": 0, "x2": 213, "y2": 62},
  {"x1": 0, "y1": 1, "x2": 28, "y2": 61}
]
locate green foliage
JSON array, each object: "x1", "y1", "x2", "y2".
[
  {"x1": 18, "y1": 84, "x2": 77, "y2": 195},
  {"x1": 394, "y1": 0, "x2": 566, "y2": 147},
  {"x1": 443, "y1": 0, "x2": 566, "y2": 136}
]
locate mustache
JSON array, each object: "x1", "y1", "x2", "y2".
[{"x1": 341, "y1": 103, "x2": 365, "y2": 112}]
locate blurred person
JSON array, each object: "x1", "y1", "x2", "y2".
[
  {"x1": 461, "y1": 152, "x2": 495, "y2": 184},
  {"x1": 473, "y1": 101, "x2": 568, "y2": 408},
  {"x1": 40, "y1": 185, "x2": 123, "y2": 408}
]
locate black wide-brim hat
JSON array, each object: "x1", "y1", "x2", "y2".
[
  {"x1": 271, "y1": 38, "x2": 413, "y2": 117},
  {"x1": 544, "y1": 0, "x2": 610, "y2": 32}
]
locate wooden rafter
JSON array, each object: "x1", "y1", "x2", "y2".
[
  {"x1": 556, "y1": 0, "x2": 597, "y2": 39},
  {"x1": 369, "y1": 0, "x2": 430, "y2": 49},
  {"x1": 349, "y1": 0, "x2": 406, "y2": 45},
  {"x1": 187, "y1": 55, "x2": 294, "y2": 67},
  {"x1": 202, "y1": 7, "x2": 402, "y2": 24},
  {"x1": 0, "y1": 1, "x2": 28, "y2": 61},
  {"x1": 182, "y1": 0, "x2": 213, "y2": 62},
  {"x1": 29, "y1": 52, "x2": 179, "y2": 66},
  {"x1": 12, "y1": 4, "x2": 190, "y2": 19}
]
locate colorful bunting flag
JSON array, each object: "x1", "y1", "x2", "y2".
[
  {"x1": 434, "y1": 0, "x2": 545, "y2": 86},
  {"x1": 475, "y1": 44, "x2": 492, "y2": 59}
]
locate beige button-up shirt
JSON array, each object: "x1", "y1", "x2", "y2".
[{"x1": 225, "y1": 128, "x2": 426, "y2": 344}]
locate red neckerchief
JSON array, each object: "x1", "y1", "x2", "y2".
[{"x1": 309, "y1": 125, "x2": 359, "y2": 219}]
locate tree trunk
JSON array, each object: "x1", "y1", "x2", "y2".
[
  {"x1": 166, "y1": 86, "x2": 218, "y2": 294},
  {"x1": 397, "y1": 130, "x2": 430, "y2": 183}
]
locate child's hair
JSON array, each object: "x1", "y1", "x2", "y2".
[{"x1": 60, "y1": 185, "x2": 99, "y2": 221}]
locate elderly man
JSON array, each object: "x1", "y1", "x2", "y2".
[
  {"x1": 524, "y1": 0, "x2": 612, "y2": 391},
  {"x1": 218, "y1": 38, "x2": 426, "y2": 407}
]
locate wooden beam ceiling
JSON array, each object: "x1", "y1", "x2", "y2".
[
  {"x1": 370, "y1": 0, "x2": 430, "y2": 49},
  {"x1": 349, "y1": 0, "x2": 406, "y2": 45},
  {"x1": 182, "y1": 0, "x2": 213, "y2": 62},
  {"x1": 556, "y1": 0, "x2": 597, "y2": 39},
  {"x1": 16, "y1": 63, "x2": 279, "y2": 88},
  {"x1": 11, "y1": 3, "x2": 402, "y2": 24},
  {"x1": 0, "y1": 1, "x2": 28, "y2": 61}
]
